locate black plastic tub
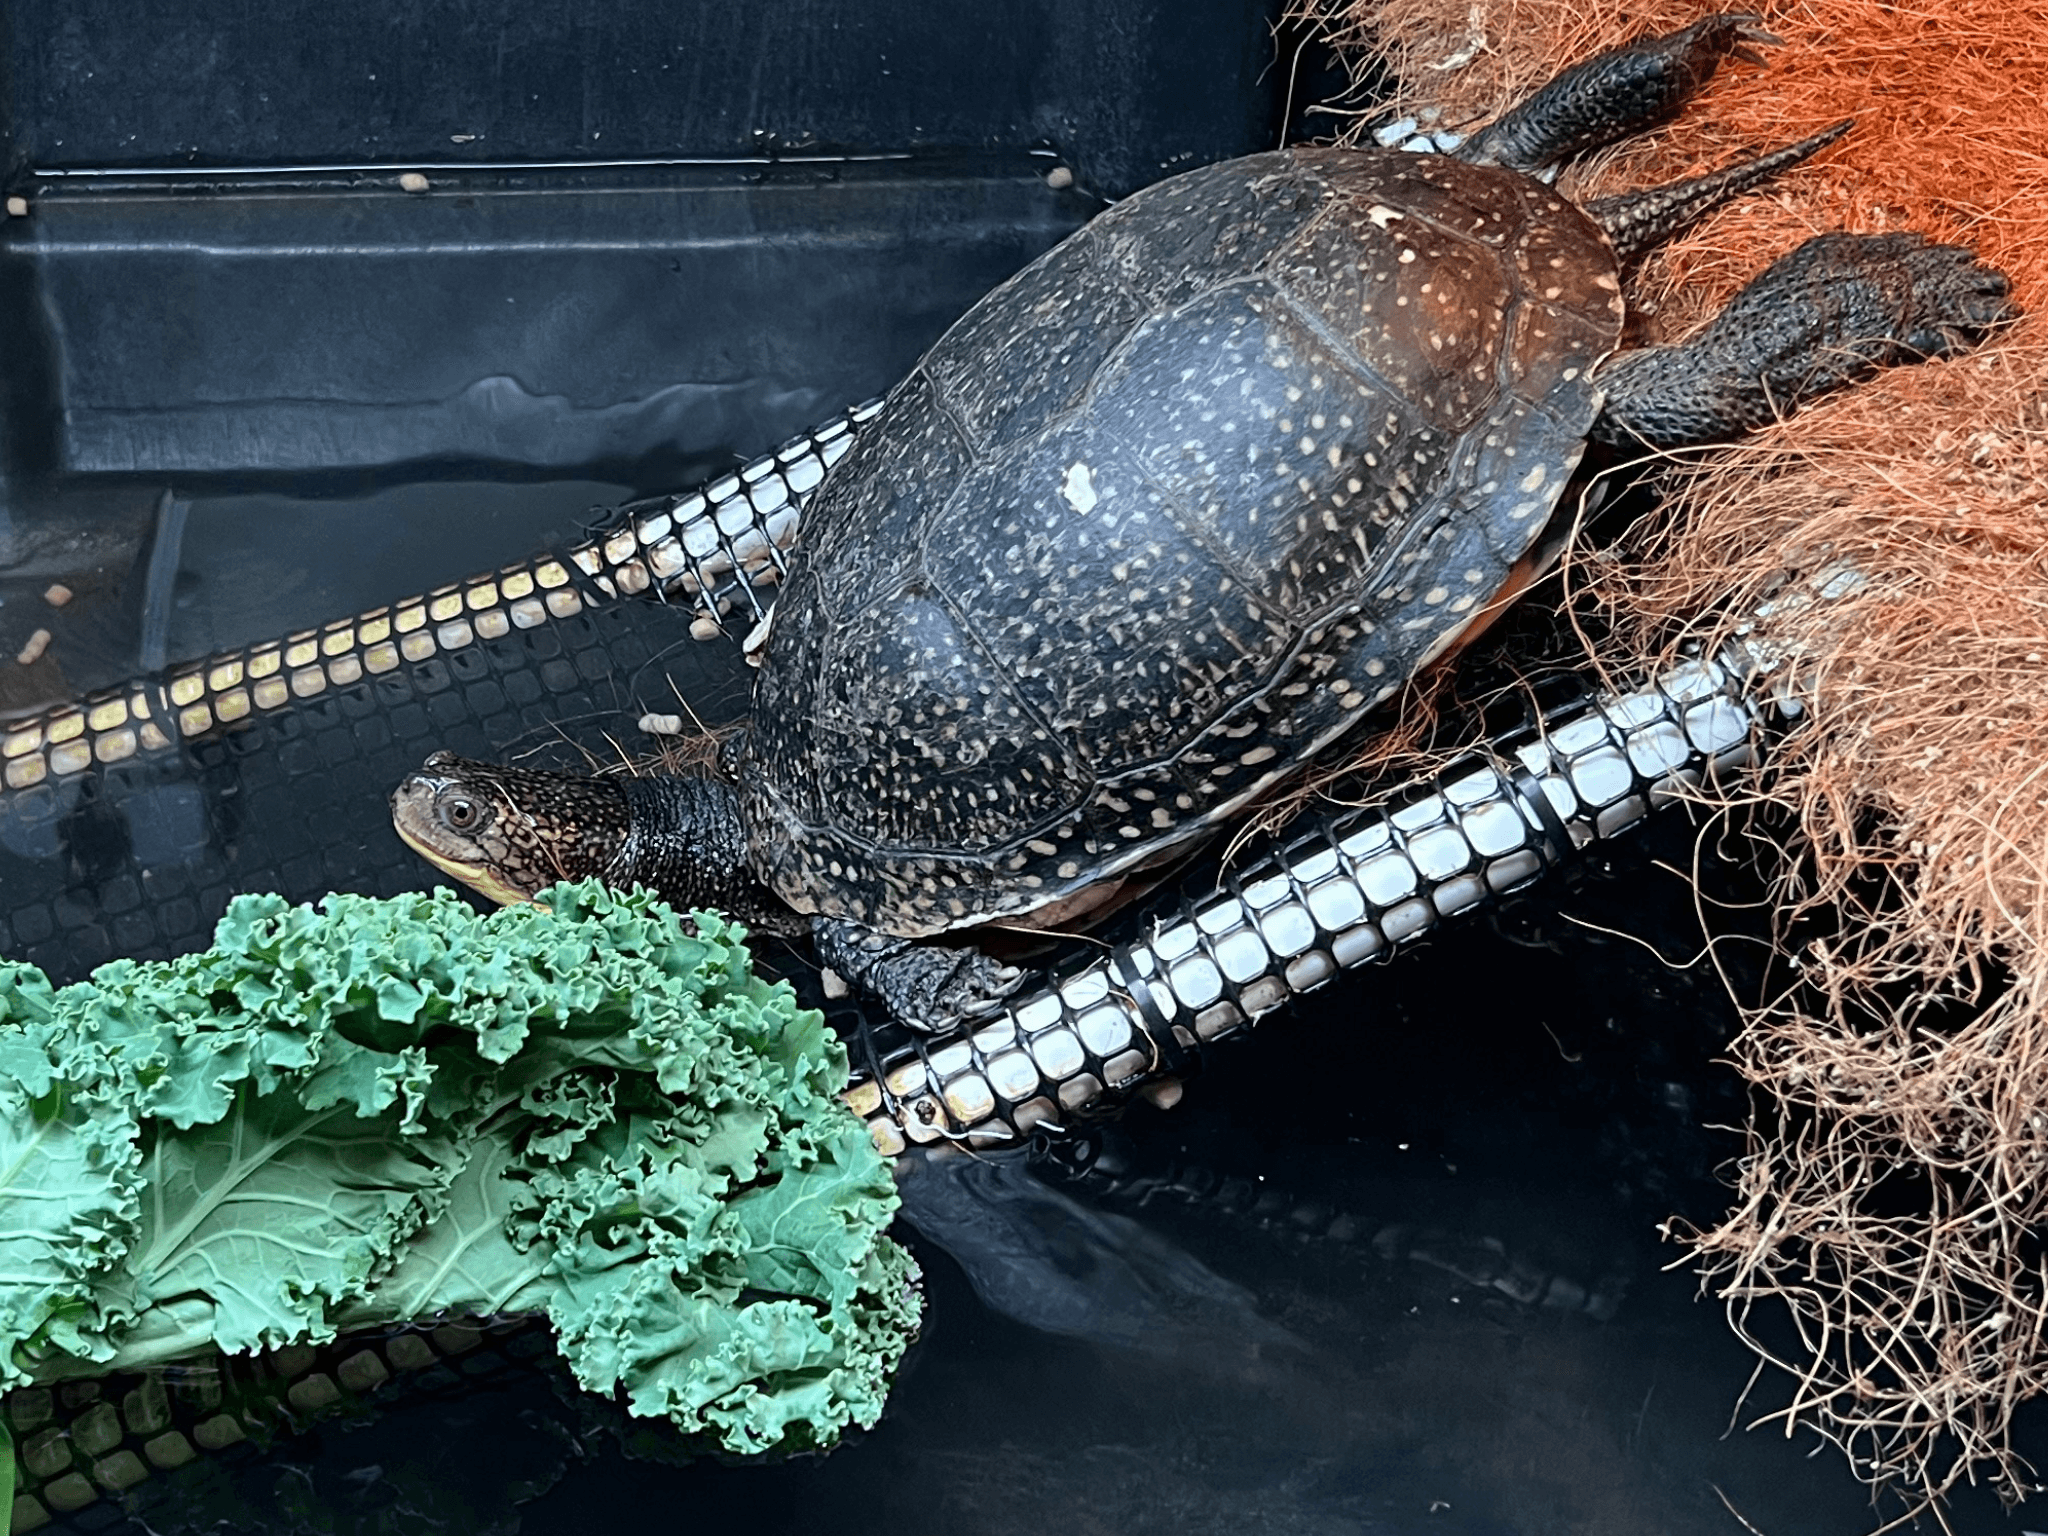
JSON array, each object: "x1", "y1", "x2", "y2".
[{"x1": 0, "y1": 5, "x2": 2031, "y2": 1533}]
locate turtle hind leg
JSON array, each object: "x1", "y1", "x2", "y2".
[
  {"x1": 1586, "y1": 120, "x2": 1850, "y2": 264},
  {"x1": 814, "y1": 916, "x2": 1026, "y2": 1035},
  {"x1": 1456, "y1": 13, "x2": 1776, "y2": 176},
  {"x1": 1592, "y1": 233, "x2": 2017, "y2": 451}
]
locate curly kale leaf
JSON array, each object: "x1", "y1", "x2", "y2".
[
  {"x1": 102, "y1": 1089, "x2": 469, "y2": 1358},
  {"x1": 2, "y1": 880, "x2": 919, "y2": 1454},
  {"x1": 534, "y1": 1113, "x2": 915, "y2": 1453},
  {"x1": 0, "y1": 1073, "x2": 139, "y2": 1375}
]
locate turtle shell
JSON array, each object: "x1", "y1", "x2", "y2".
[{"x1": 736, "y1": 145, "x2": 1625, "y2": 934}]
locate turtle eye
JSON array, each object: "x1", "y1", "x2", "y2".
[{"x1": 440, "y1": 795, "x2": 482, "y2": 832}]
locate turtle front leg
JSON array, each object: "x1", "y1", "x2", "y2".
[
  {"x1": 1593, "y1": 233, "x2": 2016, "y2": 450},
  {"x1": 813, "y1": 917, "x2": 1026, "y2": 1035},
  {"x1": 1456, "y1": 13, "x2": 1776, "y2": 176}
]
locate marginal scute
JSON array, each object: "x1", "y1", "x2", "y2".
[
  {"x1": 739, "y1": 144, "x2": 1625, "y2": 936},
  {"x1": 1504, "y1": 300, "x2": 1613, "y2": 418},
  {"x1": 1290, "y1": 145, "x2": 1530, "y2": 247}
]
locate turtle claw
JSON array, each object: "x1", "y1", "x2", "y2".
[
  {"x1": 908, "y1": 951, "x2": 1028, "y2": 1034},
  {"x1": 961, "y1": 964, "x2": 1028, "y2": 1017},
  {"x1": 810, "y1": 916, "x2": 1031, "y2": 1034},
  {"x1": 1898, "y1": 242, "x2": 2020, "y2": 356},
  {"x1": 1723, "y1": 14, "x2": 1786, "y2": 65},
  {"x1": 1597, "y1": 232, "x2": 2019, "y2": 448}
]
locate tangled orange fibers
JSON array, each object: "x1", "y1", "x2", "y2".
[{"x1": 1300, "y1": 0, "x2": 2048, "y2": 1513}]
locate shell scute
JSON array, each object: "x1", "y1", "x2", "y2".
[
  {"x1": 1091, "y1": 152, "x2": 1329, "y2": 311},
  {"x1": 925, "y1": 421, "x2": 1293, "y2": 773},
  {"x1": 1271, "y1": 202, "x2": 1511, "y2": 432},
  {"x1": 795, "y1": 369, "x2": 973, "y2": 616},
  {"x1": 925, "y1": 235, "x2": 1152, "y2": 454},
  {"x1": 1093, "y1": 279, "x2": 1433, "y2": 619},
  {"x1": 802, "y1": 585, "x2": 1090, "y2": 857}
]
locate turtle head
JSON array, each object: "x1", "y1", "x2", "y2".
[{"x1": 389, "y1": 750, "x2": 632, "y2": 906}]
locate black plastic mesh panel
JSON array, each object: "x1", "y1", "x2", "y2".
[{"x1": 0, "y1": 595, "x2": 721, "y2": 985}]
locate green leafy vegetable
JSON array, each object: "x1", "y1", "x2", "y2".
[{"x1": 0, "y1": 882, "x2": 919, "y2": 1455}]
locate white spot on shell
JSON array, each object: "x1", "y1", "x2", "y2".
[
  {"x1": 1366, "y1": 204, "x2": 1404, "y2": 229},
  {"x1": 1061, "y1": 462, "x2": 1099, "y2": 515}
]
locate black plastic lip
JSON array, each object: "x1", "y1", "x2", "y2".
[
  {"x1": 26, "y1": 147, "x2": 988, "y2": 183},
  {"x1": 13, "y1": 146, "x2": 1074, "y2": 202},
  {"x1": 4, "y1": 151, "x2": 1096, "y2": 482}
]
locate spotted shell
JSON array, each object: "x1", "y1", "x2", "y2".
[{"x1": 736, "y1": 145, "x2": 1624, "y2": 934}]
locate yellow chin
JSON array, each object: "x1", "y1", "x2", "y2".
[{"x1": 393, "y1": 823, "x2": 535, "y2": 907}]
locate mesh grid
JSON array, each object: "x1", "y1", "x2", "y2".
[
  {"x1": 6, "y1": 1317, "x2": 553, "y2": 1531},
  {"x1": 0, "y1": 406, "x2": 876, "y2": 807}
]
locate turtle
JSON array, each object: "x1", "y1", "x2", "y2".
[{"x1": 392, "y1": 14, "x2": 2014, "y2": 1033}]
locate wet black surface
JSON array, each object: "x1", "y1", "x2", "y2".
[
  {"x1": 0, "y1": 477, "x2": 642, "y2": 717},
  {"x1": 5, "y1": 0, "x2": 1283, "y2": 200},
  {"x1": 3, "y1": 161, "x2": 1097, "y2": 480}
]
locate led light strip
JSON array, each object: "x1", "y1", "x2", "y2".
[
  {"x1": 0, "y1": 404, "x2": 877, "y2": 797},
  {"x1": 845, "y1": 642, "x2": 1776, "y2": 1155},
  {"x1": 578, "y1": 397, "x2": 880, "y2": 635}
]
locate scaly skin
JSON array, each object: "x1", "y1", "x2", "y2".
[
  {"x1": 387, "y1": 752, "x2": 803, "y2": 936},
  {"x1": 1595, "y1": 232, "x2": 2017, "y2": 448},
  {"x1": 1456, "y1": 13, "x2": 1780, "y2": 175}
]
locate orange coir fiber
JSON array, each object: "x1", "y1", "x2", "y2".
[
  {"x1": 1302, "y1": 0, "x2": 2048, "y2": 1516},
  {"x1": 1312, "y1": 0, "x2": 2048, "y2": 320}
]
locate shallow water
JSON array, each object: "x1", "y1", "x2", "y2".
[{"x1": 1, "y1": 468, "x2": 2038, "y2": 1536}]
